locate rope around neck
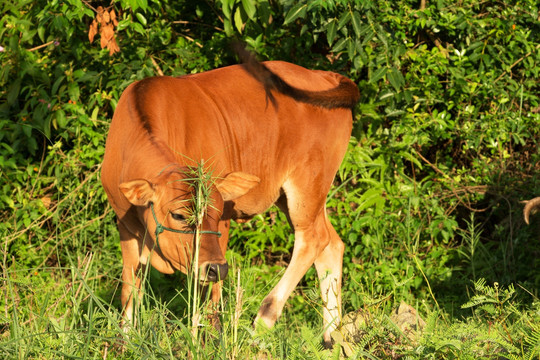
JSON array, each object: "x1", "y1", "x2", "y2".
[{"x1": 150, "y1": 203, "x2": 221, "y2": 249}]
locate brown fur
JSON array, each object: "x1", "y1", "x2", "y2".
[
  {"x1": 101, "y1": 53, "x2": 359, "y2": 344},
  {"x1": 233, "y1": 43, "x2": 360, "y2": 109}
]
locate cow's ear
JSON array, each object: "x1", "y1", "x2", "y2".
[
  {"x1": 216, "y1": 172, "x2": 260, "y2": 201},
  {"x1": 119, "y1": 179, "x2": 155, "y2": 206}
]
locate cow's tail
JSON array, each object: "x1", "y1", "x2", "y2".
[{"x1": 233, "y1": 43, "x2": 360, "y2": 109}]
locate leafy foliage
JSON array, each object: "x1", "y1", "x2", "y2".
[{"x1": 1, "y1": 0, "x2": 539, "y2": 358}]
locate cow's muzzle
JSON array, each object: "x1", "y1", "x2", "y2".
[{"x1": 202, "y1": 262, "x2": 229, "y2": 282}]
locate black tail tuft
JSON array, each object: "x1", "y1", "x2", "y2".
[{"x1": 232, "y1": 42, "x2": 360, "y2": 110}]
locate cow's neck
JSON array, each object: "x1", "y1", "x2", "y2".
[{"x1": 126, "y1": 136, "x2": 184, "y2": 180}]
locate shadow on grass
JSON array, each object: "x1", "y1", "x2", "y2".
[{"x1": 430, "y1": 163, "x2": 540, "y2": 316}]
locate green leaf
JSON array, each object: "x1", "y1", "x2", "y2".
[
  {"x1": 73, "y1": 69, "x2": 85, "y2": 80},
  {"x1": 131, "y1": 22, "x2": 145, "y2": 35},
  {"x1": 117, "y1": 18, "x2": 130, "y2": 32},
  {"x1": 283, "y1": 3, "x2": 307, "y2": 25},
  {"x1": 91, "y1": 107, "x2": 99, "y2": 122},
  {"x1": 136, "y1": 0, "x2": 148, "y2": 12},
  {"x1": 55, "y1": 109, "x2": 66, "y2": 129},
  {"x1": 7, "y1": 78, "x2": 21, "y2": 106},
  {"x1": 337, "y1": 11, "x2": 351, "y2": 29},
  {"x1": 375, "y1": 24, "x2": 388, "y2": 48},
  {"x1": 326, "y1": 19, "x2": 337, "y2": 46},
  {"x1": 356, "y1": 187, "x2": 385, "y2": 213},
  {"x1": 51, "y1": 75, "x2": 65, "y2": 96},
  {"x1": 332, "y1": 37, "x2": 348, "y2": 52},
  {"x1": 136, "y1": 13, "x2": 147, "y2": 26},
  {"x1": 23, "y1": 122, "x2": 33, "y2": 138},
  {"x1": 351, "y1": 11, "x2": 362, "y2": 37},
  {"x1": 68, "y1": 82, "x2": 80, "y2": 101},
  {"x1": 223, "y1": 18, "x2": 234, "y2": 36},
  {"x1": 241, "y1": 0, "x2": 256, "y2": 20},
  {"x1": 234, "y1": 7, "x2": 244, "y2": 33},
  {"x1": 387, "y1": 66, "x2": 404, "y2": 91},
  {"x1": 353, "y1": 55, "x2": 363, "y2": 70},
  {"x1": 221, "y1": 0, "x2": 233, "y2": 19},
  {"x1": 258, "y1": 0, "x2": 271, "y2": 25},
  {"x1": 369, "y1": 66, "x2": 387, "y2": 83},
  {"x1": 347, "y1": 36, "x2": 356, "y2": 59},
  {"x1": 38, "y1": 26, "x2": 45, "y2": 42}
]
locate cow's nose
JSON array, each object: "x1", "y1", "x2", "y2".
[{"x1": 204, "y1": 262, "x2": 228, "y2": 282}]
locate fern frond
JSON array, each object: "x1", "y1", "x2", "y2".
[
  {"x1": 524, "y1": 326, "x2": 540, "y2": 358},
  {"x1": 461, "y1": 295, "x2": 497, "y2": 309}
]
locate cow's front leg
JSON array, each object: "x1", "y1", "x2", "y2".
[
  {"x1": 205, "y1": 220, "x2": 231, "y2": 330},
  {"x1": 118, "y1": 221, "x2": 144, "y2": 332}
]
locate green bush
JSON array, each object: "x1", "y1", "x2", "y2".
[{"x1": 1, "y1": 0, "x2": 539, "y2": 358}]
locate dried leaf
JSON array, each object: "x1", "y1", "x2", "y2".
[
  {"x1": 100, "y1": 38, "x2": 106, "y2": 50},
  {"x1": 389, "y1": 302, "x2": 426, "y2": 343},
  {"x1": 108, "y1": 37, "x2": 120, "y2": 55},
  {"x1": 40, "y1": 196, "x2": 53, "y2": 209},
  {"x1": 111, "y1": 8, "x2": 119, "y2": 26},
  {"x1": 103, "y1": 10, "x2": 110, "y2": 24},
  {"x1": 88, "y1": 19, "x2": 98, "y2": 43},
  {"x1": 96, "y1": 6, "x2": 104, "y2": 24},
  {"x1": 101, "y1": 23, "x2": 115, "y2": 43},
  {"x1": 92, "y1": 7, "x2": 121, "y2": 55}
]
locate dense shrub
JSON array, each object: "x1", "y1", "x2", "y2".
[
  {"x1": 0, "y1": 1, "x2": 539, "y2": 357},
  {"x1": 2, "y1": 0, "x2": 539, "y2": 291}
]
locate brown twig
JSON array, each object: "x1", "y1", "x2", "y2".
[
  {"x1": 426, "y1": 29, "x2": 449, "y2": 58},
  {"x1": 522, "y1": 197, "x2": 540, "y2": 224},
  {"x1": 82, "y1": 0, "x2": 115, "y2": 12},
  {"x1": 494, "y1": 43, "x2": 540, "y2": 83},
  {"x1": 414, "y1": 148, "x2": 489, "y2": 213},
  {"x1": 172, "y1": 20, "x2": 223, "y2": 32},
  {"x1": 180, "y1": 34, "x2": 203, "y2": 48},
  {"x1": 81, "y1": 0, "x2": 98, "y2": 12},
  {"x1": 28, "y1": 40, "x2": 55, "y2": 52},
  {"x1": 150, "y1": 56, "x2": 164, "y2": 76}
]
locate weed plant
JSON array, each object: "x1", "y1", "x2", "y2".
[{"x1": 1, "y1": 150, "x2": 539, "y2": 358}]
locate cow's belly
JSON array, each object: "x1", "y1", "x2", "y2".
[{"x1": 223, "y1": 182, "x2": 282, "y2": 221}]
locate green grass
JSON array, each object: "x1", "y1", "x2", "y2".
[
  {"x1": 1, "y1": 228, "x2": 539, "y2": 359},
  {"x1": 1, "y1": 151, "x2": 539, "y2": 359}
]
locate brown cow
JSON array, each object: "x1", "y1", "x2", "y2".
[{"x1": 101, "y1": 48, "x2": 359, "y2": 346}]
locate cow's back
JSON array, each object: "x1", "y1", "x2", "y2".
[{"x1": 102, "y1": 61, "x2": 355, "y2": 218}]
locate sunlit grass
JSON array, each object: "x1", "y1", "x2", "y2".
[
  {"x1": 1, "y1": 149, "x2": 539, "y2": 359},
  {"x1": 2, "y1": 231, "x2": 539, "y2": 359}
]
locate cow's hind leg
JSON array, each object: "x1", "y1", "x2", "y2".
[
  {"x1": 314, "y1": 217, "x2": 343, "y2": 347},
  {"x1": 255, "y1": 180, "x2": 342, "y2": 339},
  {"x1": 254, "y1": 224, "x2": 326, "y2": 329}
]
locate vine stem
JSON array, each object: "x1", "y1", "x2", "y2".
[{"x1": 494, "y1": 43, "x2": 540, "y2": 83}]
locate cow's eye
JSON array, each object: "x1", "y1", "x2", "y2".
[{"x1": 171, "y1": 212, "x2": 186, "y2": 221}]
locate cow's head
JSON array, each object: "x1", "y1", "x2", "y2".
[{"x1": 119, "y1": 168, "x2": 260, "y2": 282}]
